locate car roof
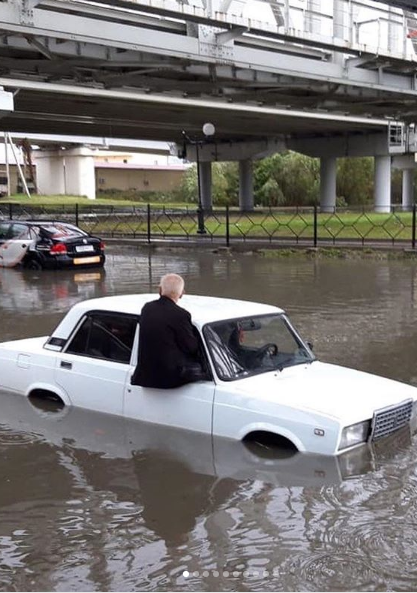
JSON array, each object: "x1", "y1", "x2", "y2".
[{"x1": 52, "y1": 294, "x2": 284, "y2": 338}]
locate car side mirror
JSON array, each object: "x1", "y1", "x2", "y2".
[{"x1": 307, "y1": 341, "x2": 314, "y2": 351}]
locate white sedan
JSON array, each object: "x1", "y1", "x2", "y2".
[{"x1": 0, "y1": 294, "x2": 416, "y2": 456}]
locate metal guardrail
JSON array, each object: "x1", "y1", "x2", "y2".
[{"x1": 1, "y1": 203, "x2": 417, "y2": 249}]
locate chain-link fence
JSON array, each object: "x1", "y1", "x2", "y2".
[{"x1": 1, "y1": 203, "x2": 416, "y2": 248}]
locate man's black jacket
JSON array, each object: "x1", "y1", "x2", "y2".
[{"x1": 131, "y1": 295, "x2": 199, "y2": 388}]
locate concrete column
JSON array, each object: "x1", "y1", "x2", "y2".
[
  {"x1": 374, "y1": 155, "x2": 391, "y2": 213},
  {"x1": 320, "y1": 156, "x2": 337, "y2": 212},
  {"x1": 34, "y1": 145, "x2": 96, "y2": 199},
  {"x1": 199, "y1": 160, "x2": 212, "y2": 210},
  {"x1": 239, "y1": 159, "x2": 254, "y2": 211},
  {"x1": 34, "y1": 149, "x2": 66, "y2": 195},
  {"x1": 63, "y1": 146, "x2": 96, "y2": 199},
  {"x1": 402, "y1": 168, "x2": 414, "y2": 210}
]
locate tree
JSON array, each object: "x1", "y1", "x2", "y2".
[
  {"x1": 336, "y1": 157, "x2": 373, "y2": 205},
  {"x1": 179, "y1": 162, "x2": 238, "y2": 206},
  {"x1": 254, "y1": 151, "x2": 319, "y2": 206}
]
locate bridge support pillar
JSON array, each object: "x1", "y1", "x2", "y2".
[
  {"x1": 320, "y1": 156, "x2": 337, "y2": 212},
  {"x1": 35, "y1": 146, "x2": 96, "y2": 199},
  {"x1": 374, "y1": 156, "x2": 391, "y2": 213},
  {"x1": 35, "y1": 149, "x2": 66, "y2": 195},
  {"x1": 199, "y1": 160, "x2": 212, "y2": 210},
  {"x1": 239, "y1": 159, "x2": 254, "y2": 211},
  {"x1": 402, "y1": 168, "x2": 414, "y2": 210}
]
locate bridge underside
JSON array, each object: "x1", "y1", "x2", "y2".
[{"x1": 0, "y1": 86, "x2": 387, "y2": 144}]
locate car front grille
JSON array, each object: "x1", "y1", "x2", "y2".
[{"x1": 371, "y1": 399, "x2": 413, "y2": 441}]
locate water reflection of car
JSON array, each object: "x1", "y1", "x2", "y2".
[
  {"x1": 0, "y1": 389, "x2": 381, "y2": 486},
  {"x1": 0, "y1": 267, "x2": 106, "y2": 314},
  {"x1": 0, "y1": 294, "x2": 416, "y2": 456},
  {"x1": 0, "y1": 220, "x2": 105, "y2": 269}
]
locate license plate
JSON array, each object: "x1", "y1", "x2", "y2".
[
  {"x1": 73, "y1": 256, "x2": 101, "y2": 265},
  {"x1": 74, "y1": 272, "x2": 102, "y2": 281},
  {"x1": 75, "y1": 245, "x2": 94, "y2": 253}
]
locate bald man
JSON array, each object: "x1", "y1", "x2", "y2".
[{"x1": 131, "y1": 273, "x2": 200, "y2": 389}]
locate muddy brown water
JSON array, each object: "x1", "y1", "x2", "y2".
[{"x1": 1, "y1": 247, "x2": 417, "y2": 591}]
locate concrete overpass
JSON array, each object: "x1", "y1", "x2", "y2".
[{"x1": 0, "y1": 0, "x2": 416, "y2": 208}]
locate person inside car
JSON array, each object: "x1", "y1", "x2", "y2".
[{"x1": 131, "y1": 273, "x2": 204, "y2": 389}]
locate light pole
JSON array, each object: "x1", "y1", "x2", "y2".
[{"x1": 181, "y1": 123, "x2": 215, "y2": 235}]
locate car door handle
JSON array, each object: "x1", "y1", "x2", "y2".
[{"x1": 60, "y1": 361, "x2": 72, "y2": 370}]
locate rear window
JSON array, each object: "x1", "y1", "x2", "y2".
[{"x1": 38, "y1": 223, "x2": 87, "y2": 239}]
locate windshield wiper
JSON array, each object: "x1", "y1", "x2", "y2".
[{"x1": 276, "y1": 357, "x2": 314, "y2": 372}]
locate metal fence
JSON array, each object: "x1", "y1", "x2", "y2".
[{"x1": 1, "y1": 202, "x2": 417, "y2": 249}]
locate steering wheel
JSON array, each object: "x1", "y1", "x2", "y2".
[{"x1": 254, "y1": 343, "x2": 278, "y2": 362}]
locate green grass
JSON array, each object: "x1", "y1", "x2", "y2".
[{"x1": 1, "y1": 194, "x2": 191, "y2": 208}]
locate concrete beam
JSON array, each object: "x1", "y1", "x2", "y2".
[
  {"x1": 183, "y1": 138, "x2": 284, "y2": 162},
  {"x1": 392, "y1": 154, "x2": 416, "y2": 169},
  {"x1": 3, "y1": 133, "x2": 172, "y2": 154},
  {"x1": 288, "y1": 132, "x2": 390, "y2": 158}
]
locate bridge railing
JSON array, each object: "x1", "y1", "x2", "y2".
[{"x1": 1, "y1": 203, "x2": 417, "y2": 249}]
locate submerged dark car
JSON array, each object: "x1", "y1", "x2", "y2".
[{"x1": 0, "y1": 220, "x2": 105, "y2": 270}]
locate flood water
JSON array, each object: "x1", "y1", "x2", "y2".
[{"x1": 2, "y1": 246, "x2": 417, "y2": 591}]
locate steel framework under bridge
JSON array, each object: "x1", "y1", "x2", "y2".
[{"x1": 0, "y1": 0, "x2": 417, "y2": 146}]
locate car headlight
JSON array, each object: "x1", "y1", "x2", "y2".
[{"x1": 338, "y1": 420, "x2": 371, "y2": 451}]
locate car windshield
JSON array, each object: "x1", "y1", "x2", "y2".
[{"x1": 203, "y1": 314, "x2": 315, "y2": 381}]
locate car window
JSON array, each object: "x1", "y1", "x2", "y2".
[
  {"x1": 66, "y1": 313, "x2": 138, "y2": 364},
  {"x1": 39, "y1": 223, "x2": 87, "y2": 239},
  {"x1": 0, "y1": 222, "x2": 11, "y2": 240},
  {"x1": 10, "y1": 224, "x2": 31, "y2": 239}
]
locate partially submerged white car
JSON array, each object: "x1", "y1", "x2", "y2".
[{"x1": 0, "y1": 294, "x2": 416, "y2": 455}]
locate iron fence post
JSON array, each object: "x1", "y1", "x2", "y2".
[
  {"x1": 75, "y1": 203, "x2": 79, "y2": 227},
  {"x1": 412, "y1": 204, "x2": 416, "y2": 250},
  {"x1": 197, "y1": 206, "x2": 206, "y2": 235},
  {"x1": 226, "y1": 205, "x2": 230, "y2": 247},
  {"x1": 313, "y1": 204, "x2": 318, "y2": 247},
  {"x1": 8, "y1": 202, "x2": 12, "y2": 220},
  {"x1": 147, "y1": 203, "x2": 151, "y2": 244}
]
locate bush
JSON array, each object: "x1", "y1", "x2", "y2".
[
  {"x1": 254, "y1": 152, "x2": 319, "y2": 206},
  {"x1": 97, "y1": 188, "x2": 182, "y2": 203},
  {"x1": 336, "y1": 157, "x2": 373, "y2": 205}
]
